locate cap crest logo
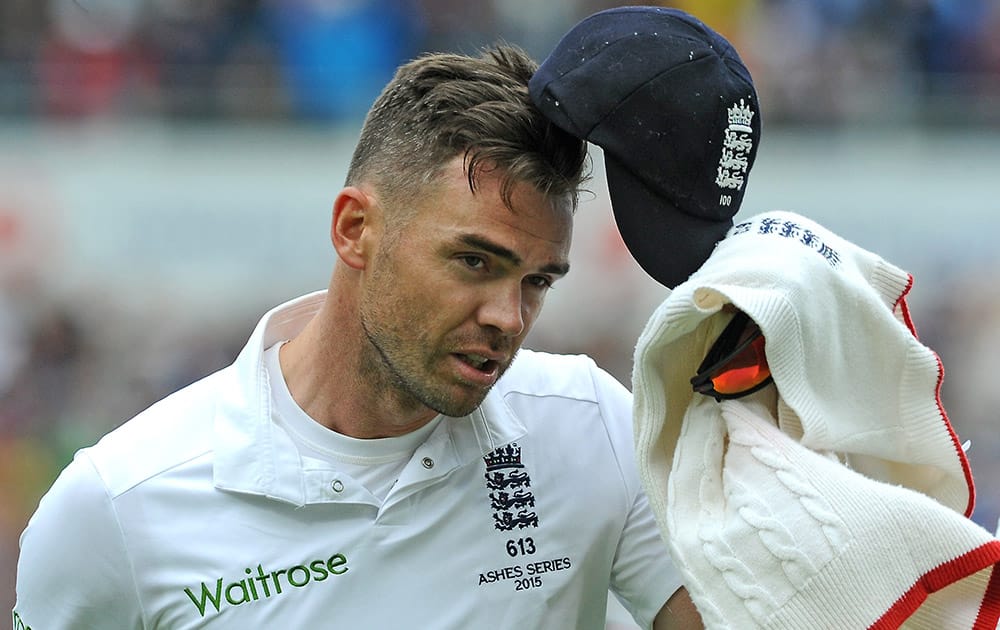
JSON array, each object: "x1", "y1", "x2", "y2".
[{"x1": 715, "y1": 98, "x2": 755, "y2": 192}]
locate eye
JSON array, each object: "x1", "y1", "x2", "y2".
[
  {"x1": 458, "y1": 255, "x2": 486, "y2": 270},
  {"x1": 525, "y1": 275, "x2": 554, "y2": 290}
]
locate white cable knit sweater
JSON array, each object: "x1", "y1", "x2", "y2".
[{"x1": 632, "y1": 210, "x2": 1000, "y2": 629}]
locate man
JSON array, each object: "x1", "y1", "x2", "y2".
[{"x1": 14, "y1": 45, "x2": 701, "y2": 628}]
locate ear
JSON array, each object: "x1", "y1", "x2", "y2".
[{"x1": 331, "y1": 186, "x2": 379, "y2": 270}]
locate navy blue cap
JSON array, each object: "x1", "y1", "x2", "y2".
[{"x1": 529, "y1": 6, "x2": 761, "y2": 288}]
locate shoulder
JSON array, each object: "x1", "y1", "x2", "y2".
[
  {"x1": 85, "y1": 366, "x2": 230, "y2": 498},
  {"x1": 15, "y1": 367, "x2": 236, "y2": 626},
  {"x1": 496, "y1": 349, "x2": 636, "y2": 471},
  {"x1": 15, "y1": 450, "x2": 144, "y2": 627},
  {"x1": 496, "y1": 348, "x2": 631, "y2": 405}
]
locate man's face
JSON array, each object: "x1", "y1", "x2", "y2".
[{"x1": 358, "y1": 157, "x2": 573, "y2": 418}]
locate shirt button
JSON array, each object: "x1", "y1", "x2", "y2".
[
  {"x1": 330, "y1": 479, "x2": 345, "y2": 493},
  {"x1": 421, "y1": 457, "x2": 434, "y2": 469}
]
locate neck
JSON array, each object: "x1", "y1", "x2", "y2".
[{"x1": 278, "y1": 283, "x2": 438, "y2": 439}]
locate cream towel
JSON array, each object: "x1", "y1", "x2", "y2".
[{"x1": 632, "y1": 210, "x2": 1000, "y2": 628}]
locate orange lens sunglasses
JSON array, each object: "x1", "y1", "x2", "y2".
[{"x1": 690, "y1": 310, "x2": 773, "y2": 401}]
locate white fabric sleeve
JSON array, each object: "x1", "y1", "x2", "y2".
[
  {"x1": 590, "y1": 362, "x2": 683, "y2": 629},
  {"x1": 14, "y1": 450, "x2": 144, "y2": 629}
]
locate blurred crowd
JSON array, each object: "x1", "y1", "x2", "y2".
[
  {"x1": 0, "y1": 0, "x2": 998, "y2": 123},
  {"x1": 3, "y1": 0, "x2": 1000, "y2": 619}
]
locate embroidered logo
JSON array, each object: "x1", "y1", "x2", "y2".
[
  {"x1": 732, "y1": 217, "x2": 841, "y2": 267},
  {"x1": 483, "y1": 443, "x2": 539, "y2": 531},
  {"x1": 715, "y1": 98, "x2": 755, "y2": 193}
]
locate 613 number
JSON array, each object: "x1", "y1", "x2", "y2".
[{"x1": 505, "y1": 537, "x2": 536, "y2": 557}]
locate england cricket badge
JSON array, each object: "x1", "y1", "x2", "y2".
[
  {"x1": 715, "y1": 98, "x2": 755, "y2": 193},
  {"x1": 483, "y1": 443, "x2": 538, "y2": 531}
]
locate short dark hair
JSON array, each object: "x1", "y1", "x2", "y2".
[{"x1": 346, "y1": 44, "x2": 588, "y2": 212}]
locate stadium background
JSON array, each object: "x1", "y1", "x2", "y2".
[{"x1": 1, "y1": 1, "x2": 999, "y2": 625}]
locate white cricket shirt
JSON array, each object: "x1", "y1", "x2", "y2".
[{"x1": 15, "y1": 291, "x2": 681, "y2": 629}]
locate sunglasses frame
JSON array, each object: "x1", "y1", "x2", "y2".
[{"x1": 690, "y1": 310, "x2": 774, "y2": 402}]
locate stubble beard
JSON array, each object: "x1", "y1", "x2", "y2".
[{"x1": 358, "y1": 315, "x2": 497, "y2": 419}]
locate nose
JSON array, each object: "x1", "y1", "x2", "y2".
[{"x1": 478, "y1": 283, "x2": 526, "y2": 338}]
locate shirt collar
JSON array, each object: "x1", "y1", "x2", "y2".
[{"x1": 212, "y1": 291, "x2": 526, "y2": 505}]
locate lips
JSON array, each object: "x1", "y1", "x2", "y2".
[{"x1": 457, "y1": 352, "x2": 500, "y2": 374}]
